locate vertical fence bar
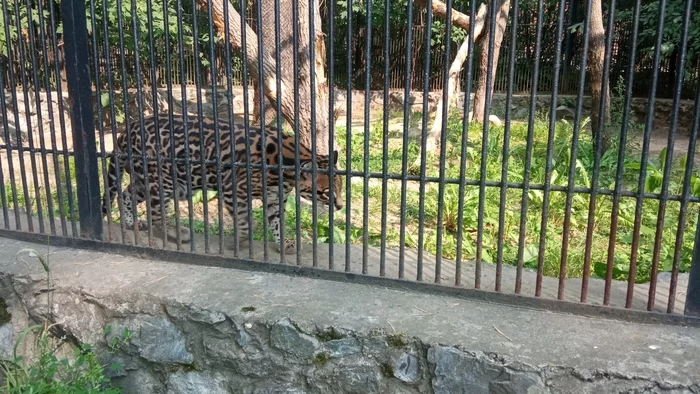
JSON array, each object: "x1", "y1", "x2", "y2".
[
  {"x1": 647, "y1": 0, "x2": 693, "y2": 312},
  {"x1": 515, "y1": 0, "x2": 545, "y2": 294},
  {"x1": 272, "y1": 0, "x2": 286, "y2": 263},
  {"x1": 603, "y1": 0, "x2": 640, "y2": 305},
  {"x1": 378, "y1": 0, "x2": 390, "y2": 277},
  {"x1": 397, "y1": 0, "x2": 415, "y2": 279},
  {"x1": 416, "y1": 1, "x2": 433, "y2": 282},
  {"x1": 345, "y1": 0, "x2": 353, "y2": 273},
  {"x1": 23, "y1": 0, "x2": 53, "y2": 235},
  {"x1": 61, "y1": 0, "x2": 103, "y2": 240},
  {"x1": 221, "y1": 0, "x2": 238, "y2": 257},
  {"x1": 254, "y1": 0, "x2": 270, "y2": 261},
  {"x1": 476, "y1": 0, "x2": 500, "y2": 290},
  {"x1": 308, "y1": 0, "x2": 319, "y2": 268},
  {"x1": 292, "y1": 0, "x2": 303, "y2": 265},
  {"x1": 535, "y1": 0, "x2": 566, "y2": 297},
  {"x1": 593, "y1": 0, "x2": 617, "y2": 306},
  {"x1": 10, "y1": 0, "x2": 40, "y2": 234},
  {"x1": 161, "y1": 0, "x2": 183, "y2": 251},
  {"x1": 561, "y1": 0, "x2": 594, "y2": 301},
  {"x1": 145, "y1": 0, "x2": 169, "y2": 250},
  {"x1": 495, "y1": 0, "x2": 520, "y2": 292},
  {"x1": 239, "y1": 0, "x2": 256, "y2": 258},
  {"x1": 361, "y1": 0, "x2": 373, "y2": 274},
  {"x1": 327, "y1": 0, "x2": 337, "y2": 271},
  {"x1": 455, "y1": 0, "x2": 478, "y2": 287},
  {"x1": 623, "y1": 0, "x2": 667, "y2": 306},
  {"x1": 434, "y1": 0, "x2": 454, "y2": 285}
]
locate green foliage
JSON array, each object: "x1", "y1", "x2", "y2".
[
  {"x1": 617, "y1": 0, "x2": 700, "y2": 67},
  {"x1": 0, "y1": 324, "x2": 121, "y2": 393}
]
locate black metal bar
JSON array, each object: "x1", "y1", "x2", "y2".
[
  {"x1": 591, "y1": 0, "x2": 617, "y2": 306},
  {"x1": 603, "y1": 0, "x2": 640, "y2": 306},
  {"x1": 0, "y1": 5, "x2": 17, "y2": 231},
  {"x1": 98, "y1": 0, "x2": 127, "y2": 243},
  {"x1": 308, "y1": 0, "x2": 319, "y2": 268},
  {"x1": 397, "y1": 0, "x2": 415, "y2": 279},
  {"x1": 327, "y1": 0, "x2": 336, "y2": 271},
  {"x1": 515, "y1": 0, "x2": 545, "y2": 294},
  {"x1": 292, "y1": 0, "x2": 302, "y2": 265},
  {"x1": 495, "y1": 0, "x2": 520, "y2": 292},
  {"x1": 239, "y1": 0, "x2": 256, "y2": 258},
  {"x1": 221, "y1": 0, "x2": 238, "y2": 257},
  {"x1": 254, "y1": 0, "x2": 270, "y2": 261},
  {"x1": 174, "y1": 0, "x2": 197, "y2": 252},
  {"x1": 434, "y1": 0, "x2": 454, "y2": 285},
  {"x1": 416, "y1": 1, "x2": 434, "y2": 282},
  {"x1": 145, "y1": 0, "x2": 169, "y2": 250},
  {"x1": 190, "y1": 0, "x2": 210, "y2": 254},
  {"x1": 535, "y1": 0, "x2": 567, "y2": 297},
  {"x1": 61, "y1": 0, "x2": 103, "y2": 240},
  {"x1": 378, "y1": 0, "x2": 390, "y2": 277},
  {"x1": 361, "y1": 0, "x2": 373, "y2": 275},
  {"x1": 22, "y1": 0, "x2": 52, "y2": 235},
  {"x1": 476, "y1": 0, "x2": 500, "y2": 290},
  {"x1": 1, "y1": 0, "x2": 30, "y2": 233},
  {"x1": 455, "y1": 0, "x2": 478, "y2": 287},
  {"x1": 624, "y1": 0, "x2": 667, "y2": 306},
  {"x1": 344, "y1": 0, "x2": 353, "y2": 273},
  {"x1": 648, "y1": 0, "x2": 693, "y2": 312},
  {"x1": 561, "y1": 0, "x2": 594, "y2": 302},
  {"x1": 129, "y1": 0, "x2": 154, "y2": 246},
  {"x1": 11, "y1": 0, "x2": 42, "y2": 234},
  {"x1": 273, "y1": 0, "x2": 285, "y2": 264}
]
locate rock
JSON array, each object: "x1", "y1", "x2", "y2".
[
  {"x1": 0, "y1": 323, "x2": 12, "y2": 357},
  {"x1": 116, "y1": 370, "x2": 163, "y2": 394},
  {"x1": 108, "y1": 316, "x2": 194, "y2": 364},
  {"x1": 428, "y1": 346, "x2": 547, "y2": 394},
  {"x1": 325, "y1": 338, "x2": 361, "y2": 358},
  {"x1": 333, "y1": 363, "x2": 382, "y2": 394},
  {"x1": 270, "y1": 318, "x2": 319, "y2": 358},
  {"x1": 167, "y1": 371, "x2": 229, "y2": 394},
  {"x1": 251, "y1": 382, "x2": 308, "y2": 394},
  {"x1": 394, "y1": 353, "x2": 419, "y2": 383}
]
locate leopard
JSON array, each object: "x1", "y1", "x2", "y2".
[{"x1": 101, "y1": 113, "x2": 344, "y2": 254}]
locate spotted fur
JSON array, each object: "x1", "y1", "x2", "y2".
[{"x1": 102, "y1": 114, "x2": 343, "y2": 254}]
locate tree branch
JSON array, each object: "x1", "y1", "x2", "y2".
[{"x1": 413, "y1": 0, "x2": 482, "y2": 30}]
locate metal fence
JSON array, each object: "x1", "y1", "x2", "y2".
[{"x1": 0, "y1": 0, "x2": 699, "y2": 323}]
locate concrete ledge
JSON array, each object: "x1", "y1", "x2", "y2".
[{"x1": 0, "y1": 237, "x2": 698, "y2": 393}]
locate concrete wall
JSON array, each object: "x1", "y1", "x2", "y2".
[{"x1": 0, "y1": 237, "x2": 697, "y2": 393}]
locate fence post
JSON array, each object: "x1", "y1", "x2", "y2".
[
  {"x1": 61, "y1": 0, "x2": 103, "y2": 240},
  {"x1": 685, "y1": 213, "x2": 700, "y2": 316}
]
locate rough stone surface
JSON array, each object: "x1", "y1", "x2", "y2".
[
  {"x1": 0, "y1": 238, "x2": 698, "y2": 393},
  {"x1": 167, "y1": 371, "x2": 229, "y2": 394},
  {"x1": 0, "y1": 323, "x2": 12, "y2": 357},
  {"x1": 325, "y1": 338, "x2": 361, "y2": 358},
  {"x1": 394, "y1": 352, "x2": 420, "y2": 383},
  {"x1": 270, "y1": 317, "x2": 320, "y2": 358}
]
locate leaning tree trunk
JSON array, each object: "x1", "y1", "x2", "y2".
[
  {"x1": 423, "y1": 3, "x2": 487, "y2": 156},
  {"x1": 472, "y1": 0, "x2": 510, "y2": 123},
  {"x1": 198, "y1": 0, "x2": 333, "y2": 154},
  {"x1": 588, "y1": 0, "x2": 611, "y2": 152},
  {"x1": 251, "y1": 0, "x2": 332, "y2": 154}
]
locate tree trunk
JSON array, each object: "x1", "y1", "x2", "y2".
[
  {"x1": 588, "y1": 0, "x2": 611, "y2": 152},
  {"x1": 423, "y1": 3, "x2": 487, "y2": 155},
  {"x1": 472, "y1": 0, "x2": 510, "y2": 123},
  {"x1": 198, "y1": 0, "x2": 332, "y2": 154}
]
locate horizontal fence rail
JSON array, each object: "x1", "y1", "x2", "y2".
[{"x1": 0, "y1": 0, "x2": 699, "y2": 321}]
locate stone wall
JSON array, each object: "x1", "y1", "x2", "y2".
[{"x1": 0, "y1": 236, "x2": 697, "y2": 393}]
